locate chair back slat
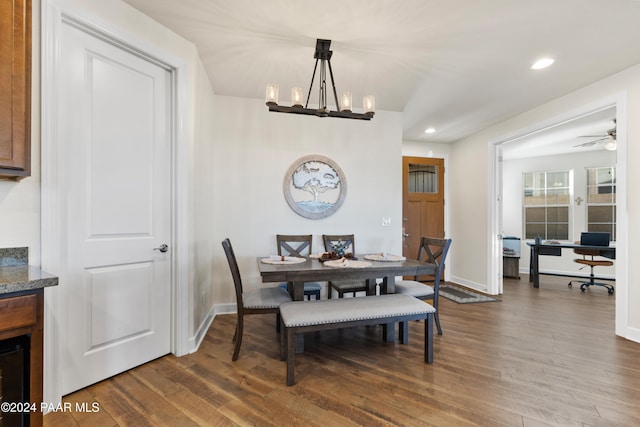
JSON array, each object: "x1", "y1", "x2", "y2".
[
  {"x1": 415, "y1": 237, "x2": 452, "y2": 287},
  {"x1": 222, "y1": 238, "x2": 244, "y2": 312},
  {"x1": 322, "y1": 234, "x2": 355, "y2": 254},
  {"x1": 277, "y1": 234, "x2": 312, "y2": 257}
]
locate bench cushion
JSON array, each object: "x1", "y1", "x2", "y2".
[{"x1": 280, "y1": 294, "x2": 435, "y2": 327}]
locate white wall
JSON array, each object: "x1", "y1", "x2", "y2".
[
  {"x1": 192, "y1": 60, "x2": 217, "y2": 340},
  {"x1": 503, "y1": 150, "x2": 617, "y2": 277},
  {"x1": 450, "y1": 63, "x2": 640, "y2": 341},
  {"x1": 0, "y1": 0, "x2": 42, "y2": 264},
  {"x1": 402, "y1": 141, "x2": 452, "y2": 159},
  {"x1": 211, "y1": 95, "x2": 403, "y2": 304}
]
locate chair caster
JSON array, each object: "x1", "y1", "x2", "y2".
[
  {"x1": 580, "y1": 284, "x2": 587, "y2": 292},
  {"x1": 568, "y1": 282, "x2": 572, "y2": 288},
  {"x1": 608, "y1": 288, "x2": 614, "y2": 295}
]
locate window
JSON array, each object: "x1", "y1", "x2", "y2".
[
  {"x1": 408, "y1": 164, "x2": 437, "y2": 193},
  {"x1": 586, "y1": 166, "x2": 616, "y2": 241},
  {"x1": 523, "y1": 170, "x2": 571, "y2": 240}
]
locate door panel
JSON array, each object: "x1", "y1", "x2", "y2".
[
  {"x1": 87, "y1": 263, "x2": 153, "y2": 349},
  {"x1": 403, "y1": 157, "x2": 445, "y2": 259},
  {"x1": 59, "y1": 21, "x2": 171, "y2": 394}
]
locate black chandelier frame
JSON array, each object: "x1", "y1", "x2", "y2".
[{"x1": 266, "y1": 39, "x2": 374, "y2": 120}]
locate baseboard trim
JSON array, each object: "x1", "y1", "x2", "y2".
[
  {"x1": 190, "y1": 303, "x2": 237, "y2": 353},
  {"x1": 449, "y1": 276, "x2": 489, "y2": 294}
]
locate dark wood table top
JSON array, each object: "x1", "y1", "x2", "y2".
[
  {"x1": 527, "y1": 242, "x2": 616, "y2": 251},
  {"x1": 257, "y1": 255, "x2": 437, "y2": 283}
]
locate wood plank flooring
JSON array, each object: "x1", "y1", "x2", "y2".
[{"x1": 44, "y1": 275, "x2": 640, "y2": 426}]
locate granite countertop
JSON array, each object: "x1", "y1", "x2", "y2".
[{"x1": 0, "y1": 247, "x2": 59, "y2": 295}]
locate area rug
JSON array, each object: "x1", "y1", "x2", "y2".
[{"x1": 439, "y1": 284, "x2": 500, "y2": 304}]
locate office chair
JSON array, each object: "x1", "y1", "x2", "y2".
[{"x1": 568, "y1": 232, "x2": 614, "y2": 295}]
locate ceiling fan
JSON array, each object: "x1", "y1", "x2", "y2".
[{"x1": 575, "y1": 119, "x2": 617, "y2": 150}]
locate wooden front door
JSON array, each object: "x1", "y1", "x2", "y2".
[{"x1": 402, "y1": 157, "x2": 445, "y2": 259}]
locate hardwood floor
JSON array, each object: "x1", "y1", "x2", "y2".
[{"x1": 45, "y1": 276, "x2": 640, "y2": 426}]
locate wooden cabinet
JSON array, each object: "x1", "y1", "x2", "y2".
[
  {"x1": 503, "y1": 256, "x2": 520, "y2": 279},
  {"x1": 0, "y1": 0, "x2": 31, "y2": 180},
  {"x1": 0, "y1": 290, "x2": 44, "y2": 427}
]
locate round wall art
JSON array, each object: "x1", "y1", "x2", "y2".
[{"x1": 283, "y1": 155, "x2": 347, "y2": 219}]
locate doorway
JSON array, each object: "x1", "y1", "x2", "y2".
[
  {"x1": 402, "y1": 156, "x2": 445, "y2": 259},
  {"x1": 488, "y1": 98, "x2": 627, "y2": 331}
]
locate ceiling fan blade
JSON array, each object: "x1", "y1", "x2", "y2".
[{"x1": 574, "y1": 137, "x2": 606, "y2": 148}]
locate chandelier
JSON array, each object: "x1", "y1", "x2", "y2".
[{"x1": 266, "y1": 39, "x2": 375, "y2": 120}]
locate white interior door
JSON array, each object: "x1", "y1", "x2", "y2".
[{"x1": 58, "y1": 20, "x2": 172, "y2": 395}]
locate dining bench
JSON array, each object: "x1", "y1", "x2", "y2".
[{"x1": 279, "y1": 293, "x2": 435, "y2": 385}]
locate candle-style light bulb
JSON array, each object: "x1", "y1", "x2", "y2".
[
  {"x1": 363, "y1": 95, "x2": 375, "y2": 114},
  {"x1": 266, "y1": 84, "x2": 279, "y2": 105},
  {"x1": 291, "y1": 87, "x2": 304, "y2": 107},
  {"x1": 341, "y1": 92, "x2": 352, "y2": 112}
]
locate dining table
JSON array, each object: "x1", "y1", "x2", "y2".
[{"x1": 257, "y1": 253, "x2": 437, "y2": 346}]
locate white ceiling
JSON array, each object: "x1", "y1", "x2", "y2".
[
  {"x1": 502, "y1": 106, "x2": 617, "y2": 160},
  {"x1": 123, "y1": 0, "x2": 640, "y2": 144}
]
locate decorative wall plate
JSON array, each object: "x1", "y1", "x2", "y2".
[{"x1": 283, "y1": 155, "x2": 347, "y2": 219}]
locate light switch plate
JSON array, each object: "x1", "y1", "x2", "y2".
[{"x1": 382, "y1": 216, "x2": 391, "y2": 226}]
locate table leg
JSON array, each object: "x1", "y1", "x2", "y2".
[
  {"x1": 532, "y1": 246, "x2": 540, "y2": 288},
  {"x1": 384, "y1": 274, "x2": 396, "y2": 294},
  {"x1": 529, "y1": 247, "x2": 533, "y2": 282},
  {"x1": 289, "y1": 281, "x2": 305, "y2": 301},
  {"x1": 380, "y1": 275, "x2": 396, "y2": 342},
  {"x1": 366, "y1": 278, "x2": 376, "y2": 296}
]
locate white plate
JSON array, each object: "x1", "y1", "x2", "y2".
[
  {"x1": 364, "y1": 253, "x2": 406, "y2": 262},
  {"x1": 323, "y1": 259, "x2": 372, "y2": 268}
]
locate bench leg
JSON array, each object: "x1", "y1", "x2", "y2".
[
  {"x1": 399, "y1": 321, "x2": 408, "y2": 344},
  {"x1": 425, "y1": 313, "x2": 433, "y2": 363},
  {"x1": 382, "y1": 322, "x2": 395, "y2": 342},
  {"x1": 287, "y1": 328, "x2": 296, "y2": 386}
]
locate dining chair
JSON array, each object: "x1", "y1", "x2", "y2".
[
  {"x1": 394, "y1": 237, "x2": 452, "y2": 335},
  {"x1": 322, "y1": 234, "x2": 370, "y2": 298},
  {"x1": 222, "y1": 238, "x2": 292, "y2": 361},
  {"x1": 276, "y1": 234, "x2": 322, "y2": 300}
]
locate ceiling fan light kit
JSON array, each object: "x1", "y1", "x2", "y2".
[{"x1": 266, "y1": 39, "x2": 375, "y2": 120}]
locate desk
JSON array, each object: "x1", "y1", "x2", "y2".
[
  {"x1": 527, "y1": 242, "x2": 615, "y2": 288},
  {"x1": 258, "y1": 255, "x2": 437, "y2": 345}
]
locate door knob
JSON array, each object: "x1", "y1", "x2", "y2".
[
  {"x1": 153, "y1": 244, "x2": 169, "y2": 253},
  {"x1": 403, "y1": 233, "x2": 410, "y2": 237}
]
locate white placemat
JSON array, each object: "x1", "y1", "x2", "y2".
[
  {"x1": 364, "y1": 253, "x2": 406, "y2": 262},
  {"x1": 309, "y1": 253, "x2": 323, "y2": 259},
  {"x1": 260, "y1": 256, "x2": 306, "y2": 265},
  {"x1": 323, "y1": 259, "x2": 372, "y2": 268}
]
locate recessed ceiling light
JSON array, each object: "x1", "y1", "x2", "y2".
[
  {"x1": 424, "y1": 127, "x2": 436, "y2": 134},
  {"x1": 531, "y1": 58, "x2": 554, "y2": 70}
]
